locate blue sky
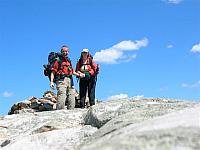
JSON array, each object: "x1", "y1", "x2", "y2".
[{"x1": 0, "y1": 0, "x2": 200, "y2": 115}]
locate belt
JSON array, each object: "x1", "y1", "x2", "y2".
[
  {"x1": 55, "y1": 74, "x2": 71, "y2": 81},
  {"x1": 65, "y1": 75, "x2": 71, "y2": 78}
]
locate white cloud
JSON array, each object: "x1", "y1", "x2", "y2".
[
  {"x1": 107, "y1": 93, "x2": 128, "y2": 100},
  {"x1": 167, "y1": 44, "x2": 173, "y2": 48},
  {"x1": 120, "y1": 54, "x2": 137, "y2": 63},
  {"x1": 191, "y1": 43, "x2": 200, "y2": 53},
  {"x1": 2, "y1": 91, "x2": 14, "y2": 98},
  {"x1": 181, "y1": 80, "x2": 200, "y2": 88},
  {"x1": 93, "y1": 38, "x2": 148, "y2": 64},
  {"x1": 181, "y1": 83, "x2": 188, "y2": 88},
  {"x1": 164, "y1": 0, "x2": 183, "y2": 4},
  {"x1": 112, "y1": 39, "x2": 148, "y2": 51}
]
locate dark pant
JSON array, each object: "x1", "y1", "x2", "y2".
[{"x1": 79, "y1": 76, "x2": 96, "y2": 108}]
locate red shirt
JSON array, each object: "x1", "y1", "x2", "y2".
[
  {"x1": 51, "y1": 57, "x2": 74, "y2": 76},
  {"x1": 76, "y1": 58, "x2": 97, "y2": 76}
]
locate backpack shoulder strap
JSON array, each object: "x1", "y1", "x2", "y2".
[
  {"x1": 67, "y1": 57, "x2": 71, "y2": 63},
  {"x1": 89, "y1": 57, "x2": 92, "y2": 65},
  {"x1": 88, "y1": 53, "x2": 93, "y2": 65},
  {"x1": 78, "y1": 58, "x2": 82, "y2": 66},
  {"x1": 56, "y1": 53, "x2": 62, "y2": 63}
]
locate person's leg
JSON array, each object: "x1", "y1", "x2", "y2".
[
  {"x1": 67, "y1": 77, "x2": 76, "y2": 109},
  {"x1": 88, "y1": 76, "x2": 96, "y2": 106},
  {"x1": 56, "y1": 80, "x2": 67, "y2": 110},
  {"x1": 79, "y1": 79, "x2": 88, "y2": 108}
]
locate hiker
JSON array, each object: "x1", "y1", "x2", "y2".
[
  {"x1": 50, "y1": 45, "x2": 85, "y2": 110},
  {"x1": 76, "y1": 48, "x2": 99, "y2": 108}
]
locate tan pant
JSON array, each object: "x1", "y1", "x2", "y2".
[{"x1": 56, "y1": 77, "x2": 75, "y2": 110}]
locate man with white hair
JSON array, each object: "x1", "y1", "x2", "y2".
[{"x1": 50, "y1": 45, "x2": 84, "y2": 110}]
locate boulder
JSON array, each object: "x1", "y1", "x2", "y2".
[
  {"x1": 8, "y1": 91, "x2": 57, "y2": 115},
  {"x1": 1, "y1": 97, "x2": 199, "y2": 150},
  {"x1": 79, "y1": 104, "x2": 200, "y2": 150}
]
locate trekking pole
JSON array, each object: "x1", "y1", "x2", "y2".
[
  {"x1": 76, "y1": 77, "x2": 79, "y2": 83},
  {"x1": 95, "y1": 64, "x2": 100, "y2": 82}
]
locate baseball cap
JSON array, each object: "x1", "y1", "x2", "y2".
[{"x1": 82, "y1": 48, "x2": 89, "y2": 53}]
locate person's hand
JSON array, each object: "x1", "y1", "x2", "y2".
[
  {"x1": 50, "y1": 81, "x2": 55, "y2": 90},
  {"x1": 79, "y1": 73, "x2": 85, "y2": 78}
]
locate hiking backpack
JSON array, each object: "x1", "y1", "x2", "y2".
[{"x1": 43, "y1": 52, "x2": 62, "y2": 82}]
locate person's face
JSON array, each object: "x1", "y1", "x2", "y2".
[
  {"x1": 82, "y1": 52, "x2": 88, "y2": 59},
  {"x1": 61, "y1": 47, "x2": 69, "y2": 56}
]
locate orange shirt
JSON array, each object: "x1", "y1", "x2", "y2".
[{"x1": 51, "y1": 57, "x2": 74, "y2": 76}]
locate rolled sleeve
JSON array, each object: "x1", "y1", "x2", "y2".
[
  {"x1": 91, "y1": 60, "x2": 97, "y2": 72},
  {"x1": 51, "y1": 61, "x2": 59, "y2": 73}
]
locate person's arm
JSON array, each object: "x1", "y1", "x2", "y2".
[
  {"x1": 50, "y1": 71, "x2": 55, "y2": 83},
  {"x1": 50, "y1": 71, "x2": 55, "y2": 89},
  {"x1": 73, "y1": 71, "x2": 80, "y2": 77},
  {"x1": 50, "y1": 61, "x2": 58, "y2": 89},
  {"x1": 91, "y1": 60, "x2": 100, "y2": 74},
  {"x1": 73, "y1": 70, "x2": 85, "y2": 78}
]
